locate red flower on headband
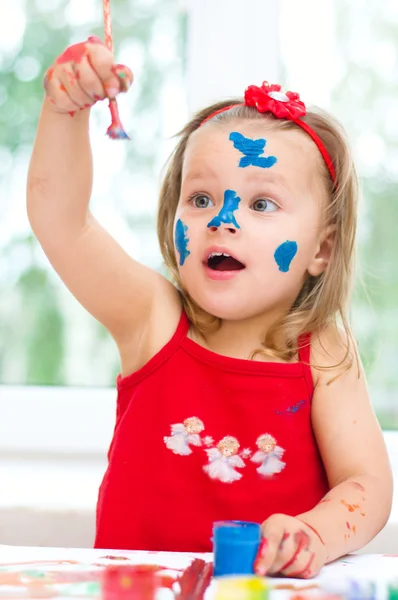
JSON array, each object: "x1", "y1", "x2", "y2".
[{"x1": 244, "y1": 82, "x2": 306, "y2": 120}]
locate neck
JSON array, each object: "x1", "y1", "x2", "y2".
[{"x1": 192, "y1": 305, "x2": 289, "y2": 361}]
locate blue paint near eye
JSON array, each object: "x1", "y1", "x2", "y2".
[
  {"x1": 175, "y1": 219, "x2": 191, "y2": 266},
  {"x1": 229, "y1": 132, "x2": 277, "y2": 169},
  {"x1": 274, "y1": 241, "x2": 298, "y2": 272},
  {"x1": 207, "y1": 190, "x2": 241, "y2": 229}
]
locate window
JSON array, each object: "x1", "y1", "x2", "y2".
[{"x1": 1, "y1": 0, "x2": 397, "y2": 431}]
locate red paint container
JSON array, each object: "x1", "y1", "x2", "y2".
[{"x1": 102, "y1": 565, "x2": 160, "y2": 599}]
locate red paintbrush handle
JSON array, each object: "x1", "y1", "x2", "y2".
[{"x1": 103, "y1": 0, "x2": 129, "y2": 140}]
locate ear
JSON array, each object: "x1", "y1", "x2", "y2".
[{"x1": 307, "y1": 225, "x2": 336, "y2": 277}]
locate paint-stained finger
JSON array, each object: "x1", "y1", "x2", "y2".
[
  {"x1": 281, "y1": 547, "x2": 317, "y2": 579},
  {"x1": 57, "y1": 64, "x2": 94, "y2": 109},
  {"x1": 85, "y1": 41, "x2": 122, "y2": 98},
  {"x1": 44, "y1": 68, "x2": 80, "y2": 114},
  {"x1": 112, "y1": 63, "x2": 134, "y2": 93},
  {"x1": 253, "y1": 538, "x2": 269, "y2": 576},
  {"x1": 266, "y1": 532, "x2": 295, "y2": 575},
  {"x1": 254, "y1": 517, "x2": 285, "y2": 576},
  {"x1": 277, "y1": 529, "x2": 311, "y2": 575},
  {"x1": 75, "y1": 54, "x2": 107, "y2": 102}
]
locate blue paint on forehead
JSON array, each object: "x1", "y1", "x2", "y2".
[
  {"x1": 274, "y1": 241, "x2": 298, "y2": 272},
  {"x1": 175, "y1": 219, "x2": 191, "y2": 266},
  {"x1": 207, "y1": 190, "x2": 241, "y2": 229},
  {"x1": 229, "y1": 132, "x2": 277, "y2": 169}
]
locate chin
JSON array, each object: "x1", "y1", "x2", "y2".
[{"x1": 188, "y1": 291, "x2": 258, "y2": 322}]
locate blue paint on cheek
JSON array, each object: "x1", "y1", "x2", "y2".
[
  {"x1": 274, "y1": 241, "x2": 298, "y2": 272},
  {"x1": 175, "y1": 219, "x2": 191, "y2": 266},
  {"x1": 207, "y1": 190, "x2": 241, "y2": 229},
  {"x1": 229, "y1": 132, "x2": 277, "y2": 169}
]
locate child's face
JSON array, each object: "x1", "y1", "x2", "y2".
[{"x1": 174, "y1": 119, "x2": 330, "y2": 323}]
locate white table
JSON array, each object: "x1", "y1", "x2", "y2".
[{"x1": 0, "y1": 545, "x2": 395, "y2": 599}]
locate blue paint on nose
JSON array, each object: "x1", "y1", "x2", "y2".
[{"x1": 207, "y1": 190, "x2": 241, "y2": 229}]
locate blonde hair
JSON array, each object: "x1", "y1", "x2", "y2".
[{"x1": 157, "y1": 100, "x2": 358, "y2": 368}]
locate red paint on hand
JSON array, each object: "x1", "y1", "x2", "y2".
[
  {"x1": 56, "y1": 41, "x2": 89, "y2": 66},
  {"x1": 279, "y1": 532, "x2": 290, "y2": 549},
  {"x1": 43, "y1": 66, "x2": 55, "y2": 90},
  {"x1": 280, "y1": 530, "x2": 310, "y2": 572},
  {"x1": 299, "y1": 521, "x2": 325, "y2": 546},
  {"x1": 112, "y1": 63, "x2": 133, "y2": 92},
  {"x1": 287, "y1": 552, "x2": 315, "y2": 579},
  {"x1": 253, "y1": 538, "x2": 268, "y2": 575},
  {"x1": 258, "y1": 538, "x2": 269, "y2": 558},
  {"x1": 87, "y1": 35, "x2": 104, "y2": 45}
]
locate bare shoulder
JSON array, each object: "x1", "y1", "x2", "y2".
[
  {"x1": 310, "y1": 323, "x2": 359, "y2": 388},
  {"x1": 118, "y1": 273, "x2": 184, "y2": 376},
  {"x1": 309, "y1": 324, "x2": 391, "y2": 487}
]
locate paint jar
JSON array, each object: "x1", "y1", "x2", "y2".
[
  {"x1": 213, "y1": 520, "x2": 261, "y2": 577},
  {"x1": 101, "y1": 565, "x2": 160, "y2": 600},
  {"x1": 214, "y1": 576, "x2": 268, "y2": 600}
]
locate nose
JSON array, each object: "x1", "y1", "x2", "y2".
[{"x1": 208, "y1": 222, "x2": 239, "y2": 235}]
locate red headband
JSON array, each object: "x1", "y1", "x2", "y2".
[{"x1": 200, "y1": 81, "x2": 336, "y2": 184}]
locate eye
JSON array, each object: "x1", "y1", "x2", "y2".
[
  {"x1": 190, "y1": 194, "x2": 214, "y2": 209},
  {"x1": 252, "y1": 198, "x2": 278, "y2": 212}
]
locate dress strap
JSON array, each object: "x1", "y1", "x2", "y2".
[
  {"x1": 298, "y1": 332, "x2": 311, "y2": 364},
  {"x1": 117, "y1": 310, "x2": 190, "y2": 390},
  {"x1": 175, "y1": 310, "x2": 190, "y2": 341},
  {"x1": 298, "y1": 333, "x2": 314, "y2": 397}
]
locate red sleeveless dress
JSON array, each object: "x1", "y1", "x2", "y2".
[{"x1": 95, "y1": 312, "x2": 329, "y2": 551}]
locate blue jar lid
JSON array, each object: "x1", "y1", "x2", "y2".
[{"x1": 213, "y1": 521, "x2": 261, "y2": 543}]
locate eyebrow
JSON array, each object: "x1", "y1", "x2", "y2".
[
  {"x1": 244, "y1": 171, "x2": 288, "y2": 186},
  {"x1": 185, "y1": 169, "x2": 218, "y2": 182},
  {"x1": 184, "y1": 169, "x2": 288, "y2": 187}
]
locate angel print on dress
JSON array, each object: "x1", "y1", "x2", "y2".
[
  {"x1": 164, "y1": 417, "x2": 204, "y2": 455},
  {"x1": 251, "y1": 434, "x2": 286, "y2": 476},
  {"x1": 203, "y1": 436, "x2": 245, "y2": 483}
]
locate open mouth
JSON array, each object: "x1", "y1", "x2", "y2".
[{"x1": 207, "y1": 252, "x2": 245, "y2": 271}]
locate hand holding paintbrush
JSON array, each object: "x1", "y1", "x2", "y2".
[{"x1": 43, "y1": 0, "x2": 132, "y2": 139}]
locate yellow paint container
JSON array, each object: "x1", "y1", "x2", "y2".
[{"x1": 214, "y1": 576, "x2": 268, "y2": 600}]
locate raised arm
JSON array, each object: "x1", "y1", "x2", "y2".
[{"x1": 27, "y1": 38, "x2": 181, "y2": 372}]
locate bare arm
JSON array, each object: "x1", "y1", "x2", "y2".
[
  {"x1": 297, "y1": 327, "x2": 392, "y2": 562},
  {"x1": 255, "y1": 326, "x2": 392, "y2": 578},
  {"x1": 27, "y1": 40, "x2": 181, "y2": 370}
]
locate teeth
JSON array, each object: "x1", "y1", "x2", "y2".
[{"x1": 208, "y1": 252, "x2": 231, "y2": 259}]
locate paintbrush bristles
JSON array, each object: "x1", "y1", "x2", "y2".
[{"x1": 176, "y1": 559, "x2": 213, "y2": 600}]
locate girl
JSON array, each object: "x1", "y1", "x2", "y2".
[{"x1": 27, "y1": 37, "x2": 392, "y2": 578}]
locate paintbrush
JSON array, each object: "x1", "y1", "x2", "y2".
[
  {"x1": 175, "y1": 558, "x2": 213, "y2": 600},
  {"x1": 102, "y1": 0, "x2": 129, "y2": 139}
]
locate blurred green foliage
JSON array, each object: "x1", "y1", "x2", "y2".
[
  {"x1": 1, "y1": 0, "x2": 398, "y2": 430},
  {"x1": 334, "y1": 1, "x2": 398, "y2": 426},
  {"x1": 0, "y1": 0, "x2": 185, "y2": 386}
]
